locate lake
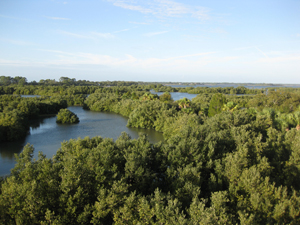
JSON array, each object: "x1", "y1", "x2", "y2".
[{"x1": 0, "y1": 106, "x2": 164, "y2": 177}]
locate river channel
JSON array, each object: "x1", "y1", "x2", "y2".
[
  {"x1": 0, "y1": 92, "x2": 200, "y2": 177},
  {"x1": 0, "y1": 106, "x2": 165, "y2": 177}
]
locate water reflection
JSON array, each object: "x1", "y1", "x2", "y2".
[{"x1": 30, "y1": 117, "x2": 57, "y2": 135}]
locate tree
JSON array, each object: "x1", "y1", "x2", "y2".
[
  {"x1": 0, "y1": 76, "x2": 12, "y2": 86},
  {"x1": 208, "y1": 93, "x2": 227, "y2": 117},
  {"x1": 12, "y1": 76, "x2": 27, "y2": 86},
  {"x1": 140, "y1": 93, "x2": 159, "y2": 101},
  {"x1": 59, "y1": 77, "x2": 76, "y2": 85},
  {"x1": 222, "y1": 101, "x2": 239, "y2": 113},
  {"x1": 159, "y1": 92, "x2": 173, "y2": 103},
  {"x1": 56, "y1": 109, "x2": 79, "y2": 124},
  {"x1": 177, "y1": 97, "x2": 191, "y2": 109}
]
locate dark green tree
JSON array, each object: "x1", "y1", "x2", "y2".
[
  {"x1": 56, "y1": 109, "x2": 79, "y2": 124},
  {"x1": 0, "y1": 76, "x2": 12, "y2": 86}
]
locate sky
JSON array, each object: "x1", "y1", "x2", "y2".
[{"x1": 0, "y1": 0, "x2": 299, "y2": 83}]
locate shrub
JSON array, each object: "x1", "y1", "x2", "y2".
[{"x1": 56, "y1": 108, "x2": 79, "y2": 124}]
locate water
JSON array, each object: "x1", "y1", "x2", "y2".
[
  {"x1": 168, "y1": 84, "x2": 300, "y2": 89},
  {"x1": 151, "y1": 91, "x2": 198, "y2": 101},
  {"x1": 21, "y1": 95, "x2": 41, "y2": 98},
  {"x1": 0, "y1": 106, "x2": 164, "y2": 177}
]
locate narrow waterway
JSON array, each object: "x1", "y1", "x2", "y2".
[{"x1": 0, "y1": 106, "x2": 164, "y2": 177}]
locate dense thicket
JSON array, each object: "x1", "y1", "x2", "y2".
[
  {"x1": 1, "y1": 109, "x2": 300, "y2": 224},
  {"x1": 247, "y1": 91, "x2": 300, "y2": 113},
  {"x1": 1, "y1": 77, "x2": 300, "y2": 224},
  {"x1": 56, "y1": 108, "x2": 80, "y2": 124}
]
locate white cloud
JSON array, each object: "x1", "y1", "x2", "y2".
[
  {"x1": 0, "y1": 14, "x2": 29, "y2": 21},
  {"x1": 4, "y1": 49, "x2": 299, "y2": 83},
  {"x1": 0, "y1": 38, "x2": 35, "y2": 46},
  {"x1": 154, "y1": 0, "x2": 189, "y2": 17},
  {"x1": 108, "y1": 0, "x2": 210, "y2": 20},
  {"x1": 113, "y1": 2, "x2": 153, "y2": 14},
  {"x1": 167, "y1": 52, "x2": 216, "y2": 60},
  {"x1": 143, "y1": 31, "x2": 169, "y2": 37},
  {"x1": 192, "y1": 8, "x2": 210, "y2": 20},
  {"x1": 6, "y1": 49, "x2": 216, "y2": 69},
  {"x1": 0, "y1": 59, "x2": 25, "y2": 66}
]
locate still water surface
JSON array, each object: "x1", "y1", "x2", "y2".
[
  {"x1": 151, "y1": 91, "x2": 198, "y2": 100},
  {"x1": 0, "y1": 106, "x2": 164, "y2": 177}
]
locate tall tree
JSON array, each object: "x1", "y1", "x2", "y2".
[
  {"x1": 208, "y1": 93, "x2": 227, "y2": 117},
  {"x1": 0, "y1": 76, "x2": 12, "y2": 86}
]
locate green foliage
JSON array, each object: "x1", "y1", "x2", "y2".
[
  {"x1": 208, "y1": 93, "x2": 227, "y2": 117},
  {"x1": 127, "y1": 101, "x2": 163, "y2": 129},
  {"x1": 153, "y1": 85, "x2": 264, "y2": 95},
  {"x1": 159, "y1": 91, "x2": 173, "y2": 103},
  {"x1": 0, "y1": 109, "x2": 28, "y2": 142},
  {"x1": 222, "y1": 101, "x2": 239, "y2": 113},
  {"x1": 17, "y1": 100, "x2": 40, "y2": 119},
  {"x1": 247, "y1": 91, "x2": 300, "y2": 113},
  {"x1": 113, "y1": 99, "x2": 140, "y2": 117},
  {"x1": 0, "y1": 76, "x2": 27, "y2": 86},
  {"x1": 2, "y1": 116, "x2": 300, "y2": 224},
  {"x1": 84, "y1": 93, "x2": 120, "y2": 112},
  {"x1": 176, "y1": 97, "x2": 192, "y2": 109},
  {"x1": 2, "y1": 78, "x2": 300, "y2": 224},
  {"x1": 56, "y1": 109, "x2": 79, "y2": 124},
  {"x1": 140, "y1": 92, "x2": 159, "y2": 101}
]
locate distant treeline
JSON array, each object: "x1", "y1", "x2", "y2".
[
  {"x1": 0, "y1": 75, "x2": 159, "y2": 88},
  {"x1": 153, "y1": 85, "x2": 265, "y2": 95}
]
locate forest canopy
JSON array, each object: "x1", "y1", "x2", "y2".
[{"x1": 1, "y1": 76, "x2": 300, "y2": 224}]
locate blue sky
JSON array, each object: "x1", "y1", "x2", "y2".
[{"x1": 0, "y1": 0, "x2": 299, "y2": 83}]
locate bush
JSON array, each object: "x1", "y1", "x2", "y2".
[{"x1": 56, "y1": 109, "x2": 79, "y2": 124}]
